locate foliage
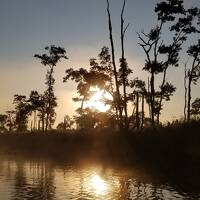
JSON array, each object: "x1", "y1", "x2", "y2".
[
  {"x1": 64, "y1": 47, "x2": 116, "y2": 128},
  {"x1": 57, "y1": 115, "x2": 74, "y2": 131},
  {"x1": 138, "y1": 0, "x2": 200, "y2": 126},
  {"x1": 186, "y1": 39, "x2": 200, "y2": 121},
  {"x1": 191, "y1": 98, "x2": 200, "y2": 118},
  {"x1": 35, "y1": 45, "x2": 67, "y2": 130},
  {"x1": 6, "y1": 111, "x2": 15, "y2": 132},
  {"x1": 0, "y1": 114, "x2": 7, "y2": 133},
  {"x1": 13, "y1": 95, "x2": 31, "y2": 131},
  {"x1": 28, "y1": 91, "x2": 47, "y2": 131}
]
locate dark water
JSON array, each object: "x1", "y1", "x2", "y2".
[{"x1": 0, "y1": 154, "x2": 200, "y2": 200}]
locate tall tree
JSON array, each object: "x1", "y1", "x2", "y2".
[
  {"x1": 119, "y1": 0, "x2": 132, "y2": 130},
  {"x1": 34, "y1": 45, "x2": 67, "y2": 130},
  {"x1": 106, "y1": 0, "x2": 123, "y2": 130},
  {"x1": 186, "y1": 40, "x2": 200, "y2": 122}
]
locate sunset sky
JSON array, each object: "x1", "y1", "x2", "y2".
[{"x1": 0, "y1": 0, "x2": 200, "y2": 126}]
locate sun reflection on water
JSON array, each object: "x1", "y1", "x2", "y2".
[{"x1": 90, "y1": 174, "x2": 107, "y2": 196}]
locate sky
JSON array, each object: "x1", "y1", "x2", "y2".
[{"x1": 0, "y1": 0, "x2": 200, "y2": 126}]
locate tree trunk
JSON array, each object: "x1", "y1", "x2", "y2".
[
  {"x1": 150, "y1": 72, "x2": 155, "y2": 128},
  {"x1": 120, "y1": 0, "x2": 128, "y2": 130},
  {"x1": 45, "y1": 66, "x2": 54, "y2": 131},
  {"x1": 184, "y1": 64, "x2": 187, "y2": 122},
  {"x1": 147, "y1": 77, "x2": 151, "y2": 119},
  {"x1": 187, "y1": 57, "x2": 197, "y2": 122},
  {"x1": 33, "y1": 110, "x2": 37, "y2": 131},
  {"x1": 41, "y1": 109, "x2": 45, "y2": 132},
  {"x1": 106, "y1": 0, "x2": 123, "y2": 130},
  {"x1": 80, "y1": 95, "x2": 86, "y2": 128},
  {"x1": 141, "y1": 94, "x2": 144, "y2": 128},
  {"x1": 136, "y1": 93, "x2": 139, "y2": 129},
  {"x1": 157, "y1": 68, "x2": 167, "y2": 124},
  {"x1": 187, "y1": 77, "x2": 192, "y2": 122}
]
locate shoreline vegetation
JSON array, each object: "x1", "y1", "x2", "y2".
[{"x1": 0, "y1": 121, "x2": 200, "y2": 169}]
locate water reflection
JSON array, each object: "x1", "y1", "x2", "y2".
[
  {"x1": 10, "y1": 161, "x2": 56, "y2": 200},
  {"x1": 89, "y1": 174, "x2": 107, "y2": 196},
  {"x1": 0, "y1": 154, "x2": 199, "y2": 200}
]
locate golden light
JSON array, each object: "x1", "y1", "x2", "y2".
[
  {"x1": 84, "y1": 86, "x2": 113, "y2": 112},
  {"x1": 90, "y1": 174, "x2": 107, "y2": 196}
]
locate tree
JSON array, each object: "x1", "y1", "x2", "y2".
[
  {"x1": 191, "y1": 98, "x2": 200, "y2": 120},
  {"x1": 13, "y1": 95, "x2": 31, "y2": 132},
  {"x1": 28, "y1": 91, "x2": 46, "y2": 131},
  {"x1": 6, "y1": 110, "x2": 15, "y2": 132},
  {"x1": 106, "y1": 0, "x2": 123, "y2": 130},
  {"x1": 0, "y1": 114, "x2": 7, "y2": 133},
  {"x1": 119, "y1": 0, "x2": 132, "y2": 130},
  {"x1": 29, "y1": 91, "x2": 40, "y2": 131},
  {"x1": 73, "y1": 108, "x2": 97, "y2": 129},
  {"x1": 138, "y1": 0, "x2": 199, "y2": 127},
  {"x1": 34, "y1": 45, "x2": 67, "y2": 130},
  {"x1": 186, "y1": 40, "x2": 200, "y2": 122},
  {"x1": 129, "y1": 78, "x2": 147, "y2": 129},
  {"x1": 57, "y1": 115, "x2": 74, "y2": 131},
  {"x1": 64, "y1": 47, "x2": 112, "y2": 128}
]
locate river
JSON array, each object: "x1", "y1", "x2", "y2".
[{"x1": 0, "y1": 153, "x2": 199, "y2": 200}]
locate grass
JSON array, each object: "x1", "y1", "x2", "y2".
[{"x1": 0, "y1": 120, "x2": 200, "y2": 168}]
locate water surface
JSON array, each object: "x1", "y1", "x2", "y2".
[{"x1": 0, "y1": 153, "x2": 199, "y2": 200}]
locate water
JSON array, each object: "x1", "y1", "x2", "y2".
[{"x1": 0, "y1": 154, "x2": 200, "y2": 200}]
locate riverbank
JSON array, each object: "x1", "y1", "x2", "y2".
[{"x1": 0, "y1": 121, "x2": 200, "y2": 168}]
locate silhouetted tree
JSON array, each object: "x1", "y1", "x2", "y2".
[
  {"x1": 35, "y1": 45, "x2": 67, "y2": 130},
  {"x1": 106, "y1": 0, "x2": 123, "y2": 129},
  {"x1": 138, "y1": 0, "x2": 199, "y2": 127},
  {"x1": 28, "y1": 91, "x2": 46, "y2": 131},
  {"x1": 57, "y1": 115, "x2": 74, "y2": 131},
  {"x1": 6, "y1": 110, "x2": 15, "y2": 132},
  {"x1": 191, "y1": 98, "x2": 200, "y2": 120},
  {"x1": 13, "y1": 95, "x2": 31, "y2": 131},
  {"x1": 130, "y1": 78, "x2": 147, "y2": 128},
  {"x1": 0, "y1": 114, "x2": 7, "y2": 133},
  {"x1": 74, "y1": 108, "x2": 97, "y2": 129},
  {"x1": 29, "y1": 91, "x2": 39, "y2": 131},
  {"x1": 119, "y1": 0, "x2": 132, "y2": 130},
  {"x1": 186, "y1": 40, "x2": 200, "y2": 122},
  {"x1": 64, "y1": 47, "x2": 112, "y2": 128}
]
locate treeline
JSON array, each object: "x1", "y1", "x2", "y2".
[{"x1": 0, "y1": 0, "x2": 200, "y2": 133}]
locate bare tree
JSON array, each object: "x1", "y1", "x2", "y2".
[
  {"x1": 106, "y1": 0, "x2": 123, "y2": 130},
  {"x1": 119, "y1": 0, "x2": 131, "y2": 130}
]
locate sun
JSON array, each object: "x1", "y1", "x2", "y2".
[{"x1": 84, "y1": 86, "x2": 113, "y2": 112}]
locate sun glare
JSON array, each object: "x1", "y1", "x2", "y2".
[
  {"x1": 84, "y1": 86, "x2": 113, "y2": 112},
  {"x1": 91, "y1": 174, "x2": 107, "y2": 195}
]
